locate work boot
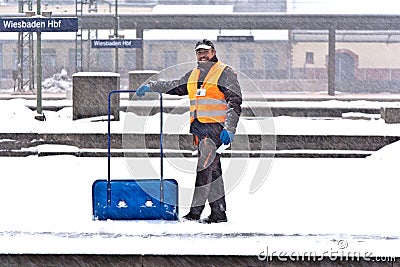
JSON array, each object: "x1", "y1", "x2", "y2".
[
  {"x1": 182, "y1": 212, "x2": 201, "y2": 221},
  {"x1": 200, "y1": 211, "x2": 227, "y2": 224}
]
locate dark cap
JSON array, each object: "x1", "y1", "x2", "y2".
[{"x1": 195, "y1": 39, "x2": 215, "y2": 51}]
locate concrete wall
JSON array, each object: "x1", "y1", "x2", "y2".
[{"x1": 72, "y1": 72, "x2": 120, "y2": 120}]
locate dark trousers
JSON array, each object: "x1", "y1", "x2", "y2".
[{"x1": 190, "y1": 135, "x2": 227, "y2": 215}]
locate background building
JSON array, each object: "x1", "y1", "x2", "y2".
[{"x1": 1, "y1": 1, "x2": 400, "y2": 94}]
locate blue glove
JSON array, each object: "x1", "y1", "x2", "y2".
[
  {"x1": 136, "y1": 84, "x2": 150, "y2": 97},
  {"x1": 220, "y1": 129, "x2": 234, "y2": 145}
]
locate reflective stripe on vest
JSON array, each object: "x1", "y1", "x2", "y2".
[{"x1": 188, "y1": 61, "x2": 227, "y2": 123}]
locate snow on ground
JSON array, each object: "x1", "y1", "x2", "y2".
[{"x1": 0, "y1": 98, "x2": 400, "y2": 258}]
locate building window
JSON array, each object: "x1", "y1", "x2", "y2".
[
  {"x1": 69, "y1": 48, "x2": 82, "y2": 73},
  {"x1": 239, "y1": 50, "x2": 254, "y2": 75},
  {"x1": 163, "y1": 50, "x2": 177, "y2": 69},
  {"x1": 263, "y1": 50, "x2": 279, "y2": 79},
  {"x1": 264, "y1": 51, "x2": 278, "y2": 70},
  {"x1": 42, "y1": 49, "x2": 56, "y2": 67},
  {"x1": 336, "y1": 52, "x2": 355, "y2": 81},
  {"x1": 13, "y1": 48, "x2": 30, "y2": 69},
  {"x1": 125, "y1": 49, "x2": 137, "y2": 71},
  {"x1": 97, "y1": 49, "x2": 113, "y2": 72},
  {"x1": 42, "y1": 49, "x2": 57, "y2": 78},
  {"x1": 305, "y1": 52, "x2": 314, "y2": 64}
]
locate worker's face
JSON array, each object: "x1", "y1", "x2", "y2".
[{"x1": 196, "y1": 48, "x2": 216, "y2": 63}]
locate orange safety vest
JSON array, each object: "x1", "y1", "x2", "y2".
[{"x1": 187, "y1": 61, "x2": 227, "y2": 123}]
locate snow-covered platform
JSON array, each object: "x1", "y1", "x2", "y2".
[
  {"x1": 18, "y1": 94, "x2": 400, "y2": 118},
  {"x1": 0, "y1": 155, "x2": 399, "y2": 264},
  {"x1": 3, "y1": 91, "x2": 400, "y2": 102},
  {"x1": 0, "y1": 95, "x2": 400, "y2": 265},
  {"x1": 2, "y1": 96, "x2": 400, "y2": 158}
]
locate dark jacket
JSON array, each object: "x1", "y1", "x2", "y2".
[{"x1": 149, "y1": 55, "x2": 242, "y2": 139}]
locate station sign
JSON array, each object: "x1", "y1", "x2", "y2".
[
  {"x1": 217, "y1": 35, "x2": 254, "y2": 42},
  {"x1": 91, "y1": 39, "x2": 143, "y2": 49},
  {"x1": 0, "y1": 17, "x2": 78, "y2": 32}
]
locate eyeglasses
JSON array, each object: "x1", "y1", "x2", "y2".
[{"x1": 195, "y1": 49, "x2": 212, "y2": 56}]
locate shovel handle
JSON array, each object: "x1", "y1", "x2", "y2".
[{"x1": 107, "y1": 90, "x2": 164, "y2": 184}]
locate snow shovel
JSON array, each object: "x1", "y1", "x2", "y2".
[{"x1": 92, "y1": 90, "x2": 179, "y2": 220}]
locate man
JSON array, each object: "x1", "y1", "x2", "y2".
[{"x1": 136, "y1": 39, "x2": 242, "y2": 223}]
